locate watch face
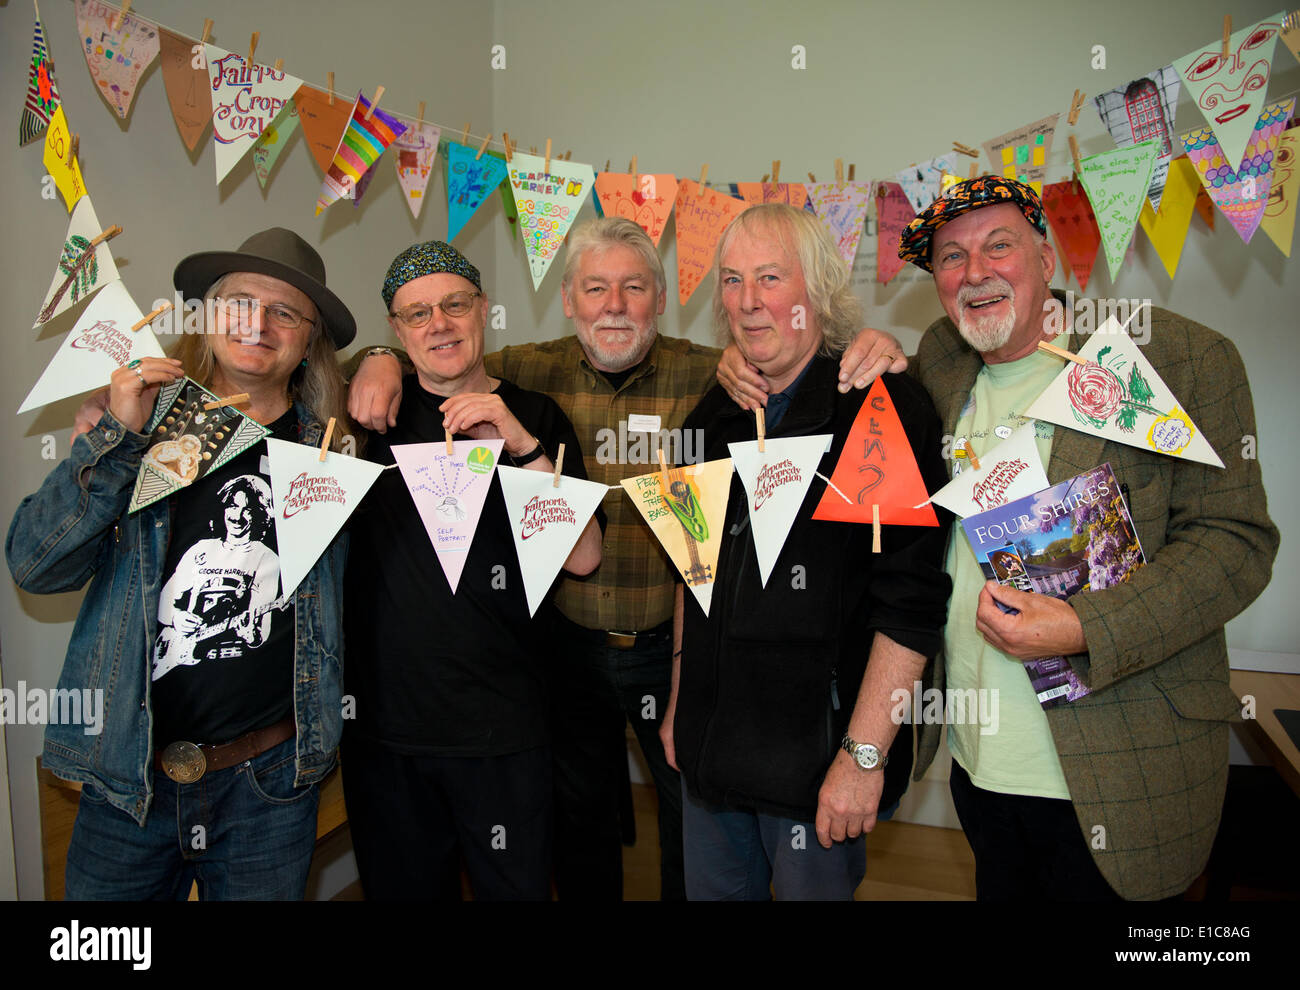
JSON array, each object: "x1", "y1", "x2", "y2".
[{"x1": 854, "y1": 744, "x2": 880, "y2": 770}]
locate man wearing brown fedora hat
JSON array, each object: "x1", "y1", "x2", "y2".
[
  {"x1": 9, "y1": 227, "x2": 355, "y2": 900},
  {"x1": 894, "y1": 176, "x2": 1277, "y2": 900}
]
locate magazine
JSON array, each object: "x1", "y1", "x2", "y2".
[{"x1": 960, "y1": 463, "x2": 1146, "y2": 709}]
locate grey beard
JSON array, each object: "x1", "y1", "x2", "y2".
[{"x1": 957, "y1": 302, "x2": 1017, "y2": 353}]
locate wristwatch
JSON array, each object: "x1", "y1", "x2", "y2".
[{"x1": 841, "y1": 733, "x2": 887, "y2": 771}]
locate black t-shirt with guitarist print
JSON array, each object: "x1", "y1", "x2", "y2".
[{"x1": 150, "y1": 408, "x2": 298, "y2": 748}]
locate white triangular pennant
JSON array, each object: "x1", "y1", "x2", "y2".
[
  {"x1": 20, "y1": 282, "x2": 163, "y2": 414},
  {"x1": 805, "y1": 182, "x2": 873, "y2": 267},
  {"x1": 394, "y1": 121, "x2": 442, "y2": 219},
  {"x1": 266, "y1": 438, "x2": 385, "y2": 598},
  {"x1": 505, "y1": 151, "x2": 594, "y2": 289},
  {"x1": 919, "y1": 424, "x2": 1049, "y2": 518},
  {"x1": 34, "y1": 196, "x2": 122, "y2": 328},
  {"x1": 497, "y1": 465, "x2": 607, "y2": 616},
  {"x1": 391, "y1": 439, "x2": 504, "y2": 592},
  {"x1": 1024, "y1": 318, "x2": 1225, "y2": 468},
  {"x1": 205, "y1": 45, "x2": 303, "y2": 184},
  {"x1": 727, "y1": 436, "x2": 830, "y2": 587}
]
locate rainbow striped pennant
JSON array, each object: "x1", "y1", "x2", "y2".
[{"x1": 315, "y1": 91, "x2": 407, "y2": 215}]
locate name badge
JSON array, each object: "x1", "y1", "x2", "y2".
[{"x1": 627, "y1": 414, "x2": 661, "y2": 433}]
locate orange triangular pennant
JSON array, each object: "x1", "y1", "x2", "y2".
[
  {"x1": 811, "y1": 378, "x2": 939, "y2": 527},
  {"x1": 293, "y1": 85, "x2": 354, "y2": 174}
]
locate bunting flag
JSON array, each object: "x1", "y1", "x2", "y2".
[
  {"x1": 496, "y1": 465, "x2": 608, "y2": 616},
  {"x1": 444, "y1": 140, "x2": 509, "y2": 242},
  {"x1": 1024, "y1": 317, "x2": 1224, "y2": 468},
  {"x1": 735, "y1": 182, "x2": 810, "y2": 210},
  {"x1": 1137, "y1": 155, "x2": 1202, "y2": 279},
  {"x1": 349, "y1": 162, "x2": 377, "y2": 207},
  {"x1": 506, "y1": 151, "x2": 594, "y2": 289},
  {"x1": 1259, "y1": 129, "x2": 1299, "y2": 256},
  {"x1": 1093, "y1": 67, "x2": 1181, "y2": 209},
  {"x1": 1194, "y1": 184, "x2": 1216, "y2": 228},
  {"x1": 805, "y1": 182, "x2": 873, "y2": 267},
  {"x1": 1173, "y1": 14, "x2": 1283, "y2": 174},
  {"x1": 593, "y1": 172, "x2": 678, "y2": 246},
  {"x1": 621, "y1": 458, "x2": 733, "y2": 616},
  {"x1": 673, "y1": 180, "x2": 749, "y2": 304},
  {"x1": 895, "y1": 153, "x2": 961, "y2": 213},
  {"x1": 265, "y1": 438, "x2": 385, "y2": 598},
  {"x1": 129, "y1": 379, "x2": 270, "y2": 513},
  {"x1": 33, "y1": 195, "x2": 121, "y2": 328},
  {"x1": 158, "y1": 27, "x2": 211, "y2": 152},
  {"x1": 1076, "y1": 140, "x2": 1160, "y2": 283},
  {"x1": 293, "y1": 85, "x2": 354, "y2": 173},
  {"x1": 393, "y1": 121, "x2": 442, "y2": 219},
  {"x1": 1041, "y1": 180, "x2": 1102, "y2": 292},
  {"x1": 875, "y1": 182, "x2": 914, "y2": 285},
  {"x1": 74, "y1": 0, "x2": 159, "y2": 120},
  {"x1": 727, "y1": 434, "x2": 831, "y2": 587},
  {"x1": 252, "y1": 100, "x2": 300, "y2": 188},
  {"x1": 20, "y1": 9, "x2": 61, "y2": 146},
  {"x1": 391, "y1": 439, "x2": 504, "y2": 593},
  {"x1": 982, "y1": 114, "x2": 1060, "y2": 196},
  {"x1": 1180, "y1": 98, "x2": 1295, "y2": 244},
  {"x1": 1284, "y1": 12, "x2": 1300, "y2": 64},
  {"x1": 205, "y1": 45, "x2": 303, "y2": 185},
  {"x1": 495, "y1": 152, "x2": 520, "y2": 238},
  {"x1": 811, "y1": 378, "x2": 939, "y2": 526},
  {"x1": 919, "y1": 424, "x2": 1048, "y2": 519},
  {"x1": 315, "y1": 91, "x2": 407, "y2": 215},
  {"x1": 41, "y1": 105, "x2": 86, "y2": 212},
  {"x1": 20, "y1": 281, "x2": 165, "y2": 415}
]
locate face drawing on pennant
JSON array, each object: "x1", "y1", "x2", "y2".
[{"x1": 1183, "y1": 22, "x2": 1279, "y2": 128}]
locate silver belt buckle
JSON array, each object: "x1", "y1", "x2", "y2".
[{"x1": 161, "y1": 741, "x2": 207, "y2": 783}]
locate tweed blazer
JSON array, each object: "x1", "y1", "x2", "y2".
[{"x1": 910, "y1": 299, "x2": 1279, "y2": 899}]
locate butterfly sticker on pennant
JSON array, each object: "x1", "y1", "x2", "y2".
[
  {"x1": 129, "y1": 379, "x2": 270, "y2": 513},
  {"x1": 391, "y1": 439, "x2": 504, "y2": 593},
  {"x1": 1024, "y1": 316, "x2": 1225, "y2": 468}
]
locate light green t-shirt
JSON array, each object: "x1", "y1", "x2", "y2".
[{"x1": 944, "y1": 336, "x2": 1072, "y2": 799}]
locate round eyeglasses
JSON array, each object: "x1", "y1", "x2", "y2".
[
  {"x1": 389, "y1": 291, "x2": 481, "y2": 328},
  {"x1": 215, "y1": 295, "x2": 314, "y2": 332}
]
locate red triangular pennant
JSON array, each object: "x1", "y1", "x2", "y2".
[
  {"x1": 812, "y1": 378, "x2": 938, "y2": 527},
  {"x1": 1041, "y1": 181, "x2": 1102, "y2": 293}
]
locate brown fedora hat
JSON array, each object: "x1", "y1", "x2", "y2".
[{"x1": 172, "y1": 227, "x2": 356, "y2": 348}]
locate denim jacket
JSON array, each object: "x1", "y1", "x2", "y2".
[{"x1": 6, "y1": 404, "x2": 347, "y2": 825}]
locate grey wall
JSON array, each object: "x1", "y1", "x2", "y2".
[{"x1": 3, "y1": 0, "x2": 1296, "y2": 897}]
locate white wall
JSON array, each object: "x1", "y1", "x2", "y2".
[{"x1": 3, "y1": 0, "x2": 1297, "y2": 893}]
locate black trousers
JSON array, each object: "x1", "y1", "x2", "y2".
[
  {"x1": 342, "y1": 736, "x2": 553, "y2": 901},
  {"x1": 949, "y1": 760, "x2": 1125, "y2": 901}
]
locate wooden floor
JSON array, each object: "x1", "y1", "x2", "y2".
[{"x1": 333, "y1": 781, "x2": 977, "y2": 900}]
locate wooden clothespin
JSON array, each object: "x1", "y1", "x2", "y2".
[
  {"x1": 771, "y1": 160, "x2": 781, "y2": 183},
  {"x1": 871, "y1": 504, "x2": 881, "y2": 554},
  {"x1": 365, "y1": 85, "x2": 384, "y2": 121},
  {"x1": 1067, "y1": 89, "x2": 1087, "y2": 126},
  {"x1": 698, "y1": 163, "x2": 709, "y2": 196},
  {"x1": 761, "y1": 173, "x2": 770, "y2": 183},
  {"x1": 848, "y1": 163, "x2": 856, "y2": 181},
  {"x1": 530, "y1": 146, "x2": 537, "y2": 155},
  {"x1": 969, "y1": 161, "x2": 979, "y2": 179},
  {"x1": 807, "y1": 171, "x2": 816, "y2": 183},
  {"x1": 502, "y1": 131, "x2": 513, "y2": 162},
  {"x1": 553, "y1": 442, "x2": 565, "y2": 488},
  {"x1": 1222, "y1": 15, "x2": 1232, "y2": 59},
  {"x1": 1037, "y1": 340, "x2": 1088, "y2": 365},
  {"x1": 445, "y1": 426, "x2": 454, "y2": 456},
  {"x1": 247, "y1": 32, "x2": 258, "y2": 66},
  {"x1": 462, "y1": 122, "x2": 471, "y2": 145},
  {"x1": 544, "y1": 138, "x2": 552, "y2": 172},
  {"x1": 203, "y1": 392, "x2": 250, "y2": 411},
  {"x1": 69, "y1": 134, "x2": 80, "y2": 161},
  {"x1": 131, "y1": 301, "x2": 173, "y2": 332},
  {"x1": 963, "y1": 440, "x2": 981, "y2": 472},
  {"x1": 952, "y1": 141, "x2": 979, "y2": 158},
  {"x1": 327, "y1": 72, "x2": 334, "y2": 106},
  {"x1": 114, "y1": 0, "x2": 131, "y2": 31},
  {"x1": 630, "y1": 155, "x2": 638, "y2": 189},
  {"x1": 417, "y1": 101, "x2": 426, "y2": 128},
  {"x1": 755, "y1": 407, "x2": 766, "y2": 453},
  {"x1": 604, "y1": 159, "x2": 610, "y2": 172},
  {"x1": 1068, "y1": 134, "x2": 1083, "y2": 180},
  {"x1": 87, "y1": 225, "x2": 123, "y2": 252},
  {"x1": 475, "y1": 132, "x2": 492, "y2": 160},
  {"x1": 200, "y1": 19, "x2": 213, "y2": 46},
  {"x1": 319, "y1": 417, "x2": 336, "y2": 462},
  {"x1": 564, "y1": 150, "x2": 572, "y2": 160},
  {"x1": 835, "y1": 158, "x2": 844, "y2": 184},
  {"x1": 273, "y1": 58, "x2": 284, "y2": 72},
  {"x1": 657, "y1": 448, "x2": 671, "y2": 493}
]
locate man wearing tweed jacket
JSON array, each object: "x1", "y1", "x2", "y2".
[{"x1": 896, "y1": 176, "x2": 1278, "y2": 901}]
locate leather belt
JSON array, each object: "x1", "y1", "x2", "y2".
[
  {"x1": 154, "y1": 715, "x2": 295, "y2": 784},
  {"x1": 604, "y1": 626, "x2": 670, "y2": 649}
]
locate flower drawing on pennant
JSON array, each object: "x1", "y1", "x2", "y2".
[{"x1": 1066, "y1": 345, "x2": 1162, "y2": 433}]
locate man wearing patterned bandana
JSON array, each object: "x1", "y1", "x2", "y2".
[
  {"x1": 898, "y1": 175, "x2": 1277, "y2": 900},
  {"x1": 341, "y1": 240, "x2": 603, "y2": 901}
]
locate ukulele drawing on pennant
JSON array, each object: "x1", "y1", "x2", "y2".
[{"x1": 661, "y1": 467, "x2": 712, "y2": 586}]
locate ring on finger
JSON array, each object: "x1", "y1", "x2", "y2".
[
  {"x1": 132, "y1": 367, "x2": 146, "y2": 385},
  {"x1": 127, "y1": 358, "x2": 143, "y2": 369}
]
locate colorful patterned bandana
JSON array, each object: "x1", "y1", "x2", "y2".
[
  {"x1": 898, "y1": 174, "x2": 1047, "y2": 272},
  {"x1": 382, "y1": 240, "x2": 482, "y2": 307}
]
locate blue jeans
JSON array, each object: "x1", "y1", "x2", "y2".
[
  {"x1": 681, "y1": 782, "x2": 866, "y2": 900},
  {"x1": 64, "y1": 738, "x2": 320, "y2": 900},
  {"x1": 549, "y1": 612, "x2": 684, "y2": 900}
]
